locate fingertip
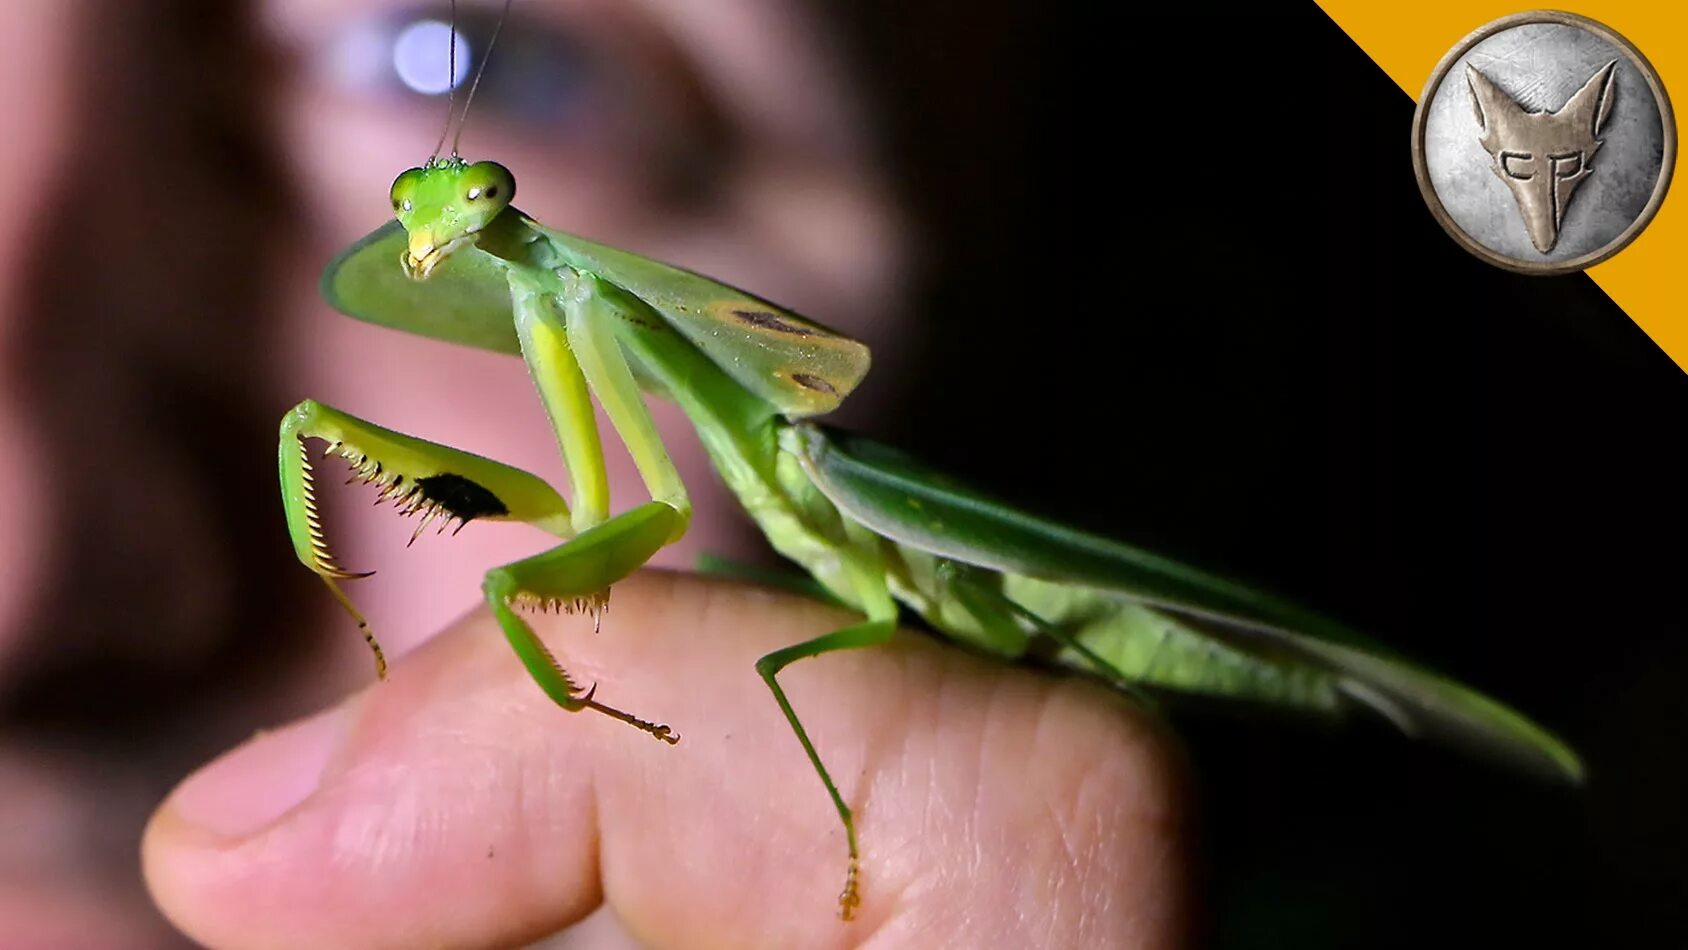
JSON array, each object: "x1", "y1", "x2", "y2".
[
  {"x1": 143, "y1": 710, "x2": 345, "y2": 949},
  {"x1": 166, "y1": 709, "x2": 345, "y2": 840}
]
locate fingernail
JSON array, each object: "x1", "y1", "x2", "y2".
[{"x1": 169, "y1": 708, "x2": 344, "y2": 839}]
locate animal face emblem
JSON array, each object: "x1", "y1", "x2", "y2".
[{"x1": 1466, "y1": 61, "x2": 1618, "y2": 253}]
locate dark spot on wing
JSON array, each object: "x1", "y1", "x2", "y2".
[
  {"x1": 790, "y1": 373, "x2": 837, "y2": 395},
  {"x1": 416, "y1": 473, "x2": 509, "y2": 521},
  {"x1": 618, "y1": 312, "x2": 661, "y2": 330},
  {"x1": 734, "y1": 309, "x2": 814, "y2": 336}
]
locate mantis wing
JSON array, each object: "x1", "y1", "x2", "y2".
[
  {"x1": 795, "y1": 425, "x2": 1584, "y2": 783},
  {"x1": 797, "y1": 426, "x2": 1357, "y2": 637},
  {"x1": 323, "y1": 216, "x2": 870, "y2": 418},
  {"x1": 528, "y1": 217, "x2": 870, "y2": 418},
  {"x1": 321, "y1": 220, "x2": 519, "y2": 354}
]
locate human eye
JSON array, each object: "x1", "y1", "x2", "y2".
[{"x1": 268, "y1": 0, "x2": 724, "y2": 227}]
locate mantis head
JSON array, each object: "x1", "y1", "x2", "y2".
[{"x1": 390, "y1": 157, "x2": 516, "y2": 279}]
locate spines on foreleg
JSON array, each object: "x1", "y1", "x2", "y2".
[
  {"x1": 279, "y1": 398, "x2": 576, "y2": 682},
  {"x1": 296, "y1": 437, "x2": 374, "y2": 581}
]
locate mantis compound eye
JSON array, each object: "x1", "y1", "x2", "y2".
[
  {"x1": 463, "y1": 161, "x2": 515, "y2": 206},
  {"x1": 389, "y1": 167, "x2": 425, "y2": 215}
]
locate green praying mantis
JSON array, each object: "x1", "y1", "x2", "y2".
[
  {"x1": 276, "y1": 58, "x2": 1583, "y2": 914},
  {"x1": 277, "y1": 153, "x2": 1582, "y2": 919}
]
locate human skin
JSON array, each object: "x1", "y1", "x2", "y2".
[{"x1": 144, "y1": 572, "x2": 1190, "y2": 948}]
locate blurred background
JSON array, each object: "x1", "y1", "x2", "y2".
[{"x1": 0, "y1": 1, "x2": 1682, "y2": 946}]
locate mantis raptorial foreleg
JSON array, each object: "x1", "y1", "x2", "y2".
[
  {"x1": 556, "y1": 271, "x2": 690, "y2": 532},
  {"x1": 278, "y1": 398, "x2": 574, "y2": 677},
  {"x1": 510, "y1": 270, "x2": 692, "y2": 533},
  {"x1": 467, "y1": 270, "x2": 691, "y2": 739}
]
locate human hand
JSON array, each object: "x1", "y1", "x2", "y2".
[{"x1": 144, "y1": 572, "x2": 1187, "y2": 948}]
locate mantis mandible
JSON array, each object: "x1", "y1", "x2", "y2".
[{"x1": 277, "y1": 26, "x2": 1581, "y2": 919}]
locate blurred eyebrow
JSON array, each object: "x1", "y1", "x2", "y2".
[
  {"x1": 263, "y1": 0, "x2": 868, "y2": 160},
  {"x1": 261, "y1": 0, "x2": 602, "y2": 47},
  {"x1": 621, "y1": 0, "x2": 868, "y2": 157}
]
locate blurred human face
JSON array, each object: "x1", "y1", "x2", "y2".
[
  {"x1": 0, "y1": 1, "x2": 72, "y2": 682},
  {"x1": 0, "y1": 7, "x2": 179, "y2": 946},
  {"x1": 262, "y1": 0, "x2": 908, "y2": 658}
]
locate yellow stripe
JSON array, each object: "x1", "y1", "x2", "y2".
[{"x1": 1317, "y1": 2, "x2": 1687, "y2": 372}]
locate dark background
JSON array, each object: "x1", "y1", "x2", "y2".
[{"x1": 848, "y1": 4, "x2": 1685, "y2": 946}]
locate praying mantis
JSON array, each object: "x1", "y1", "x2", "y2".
[{"x1": 276, "y1": 153, "x2": 1581, "y2": 919}]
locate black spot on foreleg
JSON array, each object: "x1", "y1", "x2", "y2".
[{"x1": 415, "y1": 473, "x2": 510, "y2": 523}]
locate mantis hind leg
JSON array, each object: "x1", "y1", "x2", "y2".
[
  {"x1": 936, "y1": 561, "x2": 1155, "y2": 707},
  {"x1": 482, "y1": 500, "x2": 686, "y2": 743}
]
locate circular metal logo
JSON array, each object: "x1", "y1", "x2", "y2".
[{"x1": 1412, "y1": 11, "x2": 1675, "y2": 274}]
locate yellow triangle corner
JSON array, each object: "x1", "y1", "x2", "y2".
[{"x1": 1317, "y1": 1, "x2": 1686, "y2": 372}]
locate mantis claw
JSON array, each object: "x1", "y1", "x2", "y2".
[
  {"x1": 838, "y1": 858, "x2": 861, "y2": 921},
  {"x1": 578, "y1": 694, "x2": 681, "y2": 744}
]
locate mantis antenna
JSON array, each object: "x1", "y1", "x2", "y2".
[
  {"x1": 451, "y1": 0, "x2": 513, "y2": 156},
  {"x1": 426, "y1": 0, "x2": 514, "y2": 159},
  {"x1": 427, "y1": 0, "x2": 459, "y2": 160}
]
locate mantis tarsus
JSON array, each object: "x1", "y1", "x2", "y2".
[{"x1": 278, "y1": 154, "x2": 1582, "y2": 919}]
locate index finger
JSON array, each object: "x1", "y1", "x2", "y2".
[{"x1": 143, "y1": 571, "x2": 1188, "y2": 949}]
